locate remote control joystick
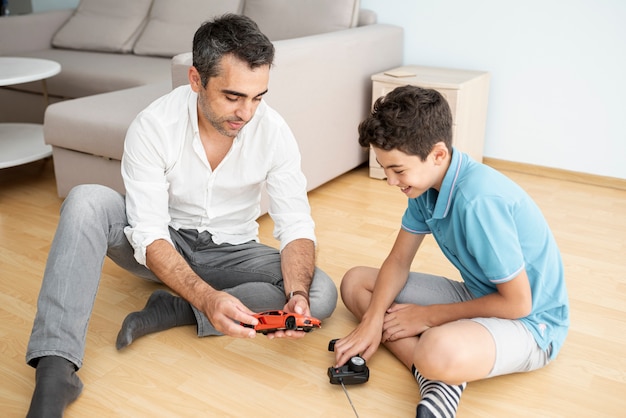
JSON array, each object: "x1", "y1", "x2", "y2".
[
  {"x1": 348, "y1": 356, "x2": 366, "y2": 373},
  {"x1": 327, "y1": 339, "x2": 369, "y2": 385}
]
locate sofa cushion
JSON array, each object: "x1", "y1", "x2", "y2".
[
  {"x1": 243, "y1": 0, "x2": 360, "y2": 41},
  {"x1": 133, "y1": 0, "x2": 244, "y2": 57},
  {"x1": 51, "y1": 0, "x2": 153, "y2": 53},
  {"x1": 15, "y1": 49, "x2": 171, "y2": 98}
]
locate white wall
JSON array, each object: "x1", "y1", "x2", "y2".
[
  {"x1": 29, "y1": 0, "x2": 625, "y2": 179},
  {"x1": 362, "y1": 0, "x2": 626, "y2": 180}
]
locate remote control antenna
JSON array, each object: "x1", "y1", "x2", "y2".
[{"x1": 340, "y1": 379, "x2": 360, "y2": 418}]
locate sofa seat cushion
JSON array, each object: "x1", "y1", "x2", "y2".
[
  {"x1": 51, "y1": 0, "x2": 153, "y2": 53},
  {"x1": 133, "y1": 0, "x2": 244, "y2": 57},
  {"x1": 45, "y1": 82, "x2": 172, "y2": 160},
  {"x1": 243, "y1": 0, "x2": 360, "y2": 41},
  {"x1": 8, "y1": 49, "x2": 171, "y2": 99}
]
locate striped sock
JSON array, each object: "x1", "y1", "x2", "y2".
[{"x1": 412, "y1": 365, "x2": 466, "y2": 418}]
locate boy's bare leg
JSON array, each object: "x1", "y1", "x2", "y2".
[
  {"x1": 340, "y1": 267, "x2": 495, "y2": 381},
  {"x1": 340, "y1": 267, "x2": 495, "y2": 417},
  {"x1": 410, "y1": 320, "x2": 495, "y2": 382}
]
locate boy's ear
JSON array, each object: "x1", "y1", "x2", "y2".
[{"x1": 431, "y1": 142, "x2": 449, "y2": 164}]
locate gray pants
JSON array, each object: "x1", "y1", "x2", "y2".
[{"x1": 26, "y1": 185, "x2": 337, "y2": 369}]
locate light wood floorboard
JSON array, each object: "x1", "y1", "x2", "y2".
[{"x1": 1, "y1": 159, "x2": 625, "y2": 417}]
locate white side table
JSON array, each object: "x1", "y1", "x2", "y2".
[
  {"x1": 368, "y1": 65, "x2": 490, "y2": 179},
  {"x1": 0, "y1": 57, "x2": 61, "y2": 169}
]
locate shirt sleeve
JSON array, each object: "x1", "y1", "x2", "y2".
[
  {"x1": 401, "y1": 198, "x2": 432, "y2": 234},
  {"x1": 122, "y1": 111, "x2": 174, "y2": 266},
  {"x1": 264, "y1": 122, "x2": 316, "y2": 250}
]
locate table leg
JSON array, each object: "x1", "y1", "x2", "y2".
[{"x1": 41, "y1": 79, "x2": 50, "y2": 106}]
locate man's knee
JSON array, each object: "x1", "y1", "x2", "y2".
[
  {"x1": 63, "y1": 184, "x2": 124, "y2": 217},
  {"x1": 310, "y1": 268, "x2": 338, "y2": 320},
  {"x1": 63, "y1": 185, "x2": 127, "y2": 231}
]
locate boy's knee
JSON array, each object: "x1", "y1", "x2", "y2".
[
  {"x1": 339, "y1": 266, "x2": 365, "y2": 295},
  {"x1": 339, "y1": 266, "x2": 374, "y2": 306},
  {"x1": 415, "y1": 329, "x2": 464, "y2": 381}
]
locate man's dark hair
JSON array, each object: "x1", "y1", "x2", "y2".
[
  {"x1": 358, "y1": 85, "x2": 453, "y2": 161},
  {"x1": 192, "y1": 14, "x2": 275, "y2": 87}
]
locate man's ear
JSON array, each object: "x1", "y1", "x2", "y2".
[
  {"x1": 188, "y1": 66, "x2": 202, "y2": 92},
  {"x1": 431, "y1": 142, "x2": 449, "y2": 165}
]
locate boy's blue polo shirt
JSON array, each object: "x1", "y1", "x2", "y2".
[{"x1": 401, "y1": 148, "x2": 569, "y2": 359}]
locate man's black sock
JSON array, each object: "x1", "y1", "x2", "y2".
[
  {"x1": 412, "y1": 364, "x2": 466, "y2": 418},
  {"x1": 116, "y1": 290, "x2": 196, "y2": 350},
  {"x1": 26, "y1": 356, "x2": 83, "y2": 418}
]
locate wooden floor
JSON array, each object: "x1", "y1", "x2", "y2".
[{"x1": 1, "y1": 159, "x2": 625, "y2": 417}]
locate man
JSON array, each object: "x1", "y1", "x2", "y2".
[
  {"x1": 332, "y1": 85, "x2": 569, "y2": 417},
  {"x1": 26, "y1": 14, "x2": 337, "y2": 417}
]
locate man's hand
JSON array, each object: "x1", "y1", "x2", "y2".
[
  {"x1": 266, "y1": 293, "x2": 310, "y2": 340},
  {"x1": 285, "y1": 291, "x2": 310, "y2": 316},
  {"x1": 272, "y1": 237, "x2": 315, "y2": 340},
  {"x1": 146, "y1": 240, "x2": 260, "y2": 339},
  {"x1": 198, "y1": 289, "x2": 259, "y2": 338}
]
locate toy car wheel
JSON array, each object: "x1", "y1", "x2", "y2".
[{"x1": 285, "y1": 316, "x2": 296, "y2": 330}]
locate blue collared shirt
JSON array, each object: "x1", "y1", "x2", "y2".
[{"x1": 401, "y1": 148, "x2": 569, "y2": 358}]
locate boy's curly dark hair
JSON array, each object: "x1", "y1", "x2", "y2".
[{"x1": 358, "y1": 85, "x2": 453, "y2": 161}]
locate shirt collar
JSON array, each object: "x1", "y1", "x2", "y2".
[
  {"x1": 188, "y1": 90, "x2": 200, "y2": 136},
  {"x1": 432, "y1": 147, "x2": 463, "y2": 219}
]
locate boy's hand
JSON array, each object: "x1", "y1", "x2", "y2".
[
  {"x1": 333, "y1": 317, "x2": 383, "y2": 367},
  {"x1": 382, "y1": 303, "x2": 431, "y2": 342}
]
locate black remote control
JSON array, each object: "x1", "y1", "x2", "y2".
[{"x1": 327, "y1": 339, "x2": 369, "y2": 385}]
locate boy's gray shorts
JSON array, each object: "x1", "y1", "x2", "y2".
[{"x1": 395, "y1": 272, "x2": 551, "y2": 377}]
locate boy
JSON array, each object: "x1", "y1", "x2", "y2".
[{"x1": 332, "y1": 85, "x2": 569, "y2": 417}]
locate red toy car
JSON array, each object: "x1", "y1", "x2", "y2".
[{"x1": 242, "y1": 310, "x2": 322, "y2": 334}]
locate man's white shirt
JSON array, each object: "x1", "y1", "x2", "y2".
[{"x1": 122, "y1": 85, "x2": 315, "y2": 265}]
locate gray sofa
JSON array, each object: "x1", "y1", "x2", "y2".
[{"x1": 0, "y1": 0, "x2": 403, "y2": 198}]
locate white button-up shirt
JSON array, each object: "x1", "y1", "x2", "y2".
[{"x1": 122, "y1": 85, "x2": 315, "y2": 266}]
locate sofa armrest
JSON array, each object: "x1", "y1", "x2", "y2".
[
  {"x1": 45, "y1": 81, "x2": 172, "y2": 160},
  {"x1": 0, "y1": 10, "x2": 73, "y2": 55},
  {"x1": 171, "y1": 52, "x2": 192, "y2": 89}
]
